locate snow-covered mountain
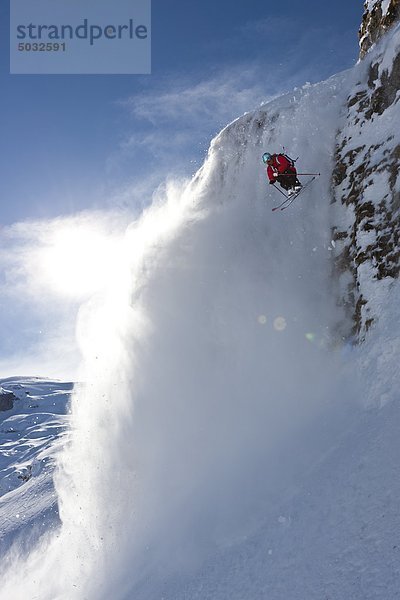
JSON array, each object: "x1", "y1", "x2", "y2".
[
  {"x1": 0, "y1": 379, "x2": 71, "y2": 554},
  {"x1": 1, "y1": 2, "x2": 399, "y2": 598}
]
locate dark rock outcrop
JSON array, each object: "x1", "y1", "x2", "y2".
[
  {"x1": 331, "y1": 1, "x2": 400, "y2": 341},
  {"x1": 0, "y1": 390, "x2": 16, "y2": 412},
  {"x1": 359, "y1": 0, "x2": 400, "y2": 59}
]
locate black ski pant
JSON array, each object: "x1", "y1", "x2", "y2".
[{"x1": 277, "y1": 169, "x2": 300, "y2": 191}]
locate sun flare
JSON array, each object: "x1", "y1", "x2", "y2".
[{"x1": 39, "y1": 225, "x2": 122, "y2": 299}]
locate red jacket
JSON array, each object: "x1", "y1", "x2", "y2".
[{"x1": 266, "y1": 154, "x2": 296, "y2": 183}]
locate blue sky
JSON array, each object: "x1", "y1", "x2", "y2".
[{"x1": 0, "y1": 0, "x2": 364, "y2": 378}]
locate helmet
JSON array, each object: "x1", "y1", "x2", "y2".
[{"x1": 262, "y1": 152, "x2": 272, "y2": 163}]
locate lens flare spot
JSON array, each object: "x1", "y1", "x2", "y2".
[
  {"x1": 273, "y1": 316, "x2": 287, "y2": 331},
  {"x1": 258, "y1": 315, "x2": 267, "y2": 325},
  {"x1": 305, "y1": 332, "x2": 316, "y2": 342}
]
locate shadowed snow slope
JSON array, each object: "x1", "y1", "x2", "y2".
[
  {"x1": 1, "y1": 26, "x2": 400, "y2": 600},
  {"x1": 0, "y1": 378, "x2": 71, "y2": 555}
]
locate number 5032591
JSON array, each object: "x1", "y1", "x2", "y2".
[{"x1": 18, "y1": 42, "x2": 66, "y2": 51}]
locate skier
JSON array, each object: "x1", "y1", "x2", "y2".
[{"x1": 262, "y1": 152, "x2": 302, "y2": 196}]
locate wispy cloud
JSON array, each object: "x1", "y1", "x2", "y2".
[
  {"x1": 237, "y1": 16, "x2": 298, "y2": 38},
  {"x1": 125, "y1": 69, "x2": 268, "y2": 127}
]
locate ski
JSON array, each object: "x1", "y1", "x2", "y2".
[
  {"x1": 272, "y1": 176, "x2": 317, "y2": 212},
  {"x1": 271, "y1": 195, "x2": 291, "y2": 211},
  {"x1": 280, "y1": 189, "x2": 306, "y2": 211}
]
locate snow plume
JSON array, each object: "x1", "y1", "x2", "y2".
[
  {"x1": 1, "y1": 76, "x2": 358, "y2": 599},
  {"x1": 0, "y1": 178, "x2": 207, "y2": 597}
]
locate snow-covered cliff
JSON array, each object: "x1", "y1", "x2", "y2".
[
  {"x1": 332, "y1": 3, "x2": 400, "y2": 340},
  {"x1": 359, "y1": 0, "x2": 400, "y2": 58}
]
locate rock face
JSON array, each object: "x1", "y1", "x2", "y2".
[
  {"x1": 359, "y1": 0, "x2": 400, "y2": 58},
  {"x1": 0, "y1": 388, "x2": 16, "y2": 412},
  {"x1": 331, "y1": 1, "x2": 400, "y2": 341}
]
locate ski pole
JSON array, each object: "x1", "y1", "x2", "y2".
[
  {"x1": 272, "y1": 183, "x2": 288, "y2": 198},
  {"x1": 279, "y1": 172, "x2": 320, "y2": 176}
]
